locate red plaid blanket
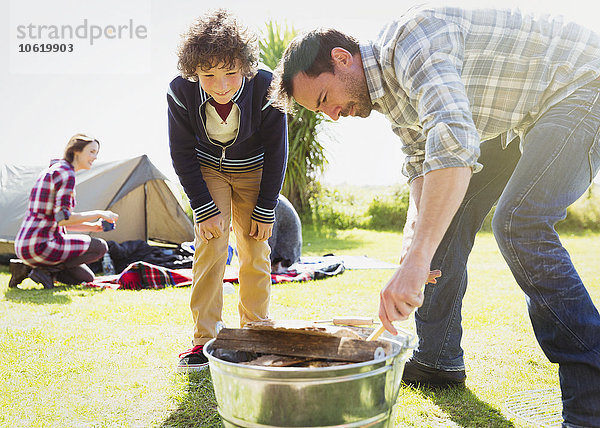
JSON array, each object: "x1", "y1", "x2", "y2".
[
  {"x1": 86, "y1": 260, "x2": 343, "y2": 290},
  {"x1": 87, "y1": 261, "x2": 193, "y2": 290}
]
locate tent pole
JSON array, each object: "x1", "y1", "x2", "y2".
[{"x1": 144, "y1": 182, "x2": 148, "y2": 241}]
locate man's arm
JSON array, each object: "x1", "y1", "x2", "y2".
[
  {"x1": 399, "y1": 176, "x2": 422, "y2": 263},
  {"x1": 379, "y1": 166, "x2": 471, "y2": 335},
  {"x1": 380, "y1": 16, "x2": 482, "y2": 334}
]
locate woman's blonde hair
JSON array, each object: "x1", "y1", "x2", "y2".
[{"x1": 63, "y1": 133, "x2": 99, "y2": 163}]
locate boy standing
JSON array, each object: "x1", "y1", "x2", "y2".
[{"x1": 168, "y1": 9, "x2": 288, "y2": 371}]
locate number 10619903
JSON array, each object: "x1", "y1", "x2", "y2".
[{"x1": 18, "y1": 43, "x2": 74, "y2": 53}]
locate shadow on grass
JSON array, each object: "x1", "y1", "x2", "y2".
[
  {"x1": 4, "y1": 286, "x2": 73, "y2": 305},
  {"x1": 160, "y1": 371, "x2": 222, "y2": 428},
  {"x1": 3, "y1": 282, "x2": 102, "y2": 305},
  {"x1": 414, "y1": 385, "x2": 514, "y2": 427},
  {"x1": 161, "y1": 373, "x2": 514, "y2": 427}
]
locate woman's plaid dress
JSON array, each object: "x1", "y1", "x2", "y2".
[{"x1": 15, "y1": 159, "x2": 91, "y2": 267}]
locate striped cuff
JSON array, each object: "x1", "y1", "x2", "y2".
[
  {"x1": 194, "y1": 200, "x2": 221, "y2": 223},
  {"x1": 251, "y1": 206, "x2": 275, "y2": 224}
]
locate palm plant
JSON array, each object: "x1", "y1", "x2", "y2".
[{"x1": 259, "y1": 21, "x2": 328, "y2": 213}]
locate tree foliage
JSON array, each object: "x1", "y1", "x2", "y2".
[{"x1": 259, "y1": 21, "x2": 328, "y2": 213}]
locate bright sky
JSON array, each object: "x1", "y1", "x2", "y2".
[{"x1": 2, "y1": 0, "x2": 600, "y2": 186}]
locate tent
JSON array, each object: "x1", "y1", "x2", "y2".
[{"x1": 0, "y1": 155, "x2": 194, "y2": 255}]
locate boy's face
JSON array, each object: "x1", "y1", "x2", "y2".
[{"x1": 196, "y1": 61, "x2": 243, "y2": 105}]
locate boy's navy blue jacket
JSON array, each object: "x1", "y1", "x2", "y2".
[{"x1": 167, "y1": 69, "x2": 288, "y2": 224}]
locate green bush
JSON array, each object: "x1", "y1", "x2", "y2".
[
  {"x1": 305, "y1": 186, "x2": 369, "y2": 230},
  {"x1": 367, "y1": 185, "x2": 410, "y2": 230},
  {"x1": 303, "y1": 184, "x2": 600, "y2": 234},
  {"x1": 303, "y1": 184, "x2": 410, "y2": 231},
  {"x1": 477, "y1": 187, "x2": 600, "y2": 233},
  {"x1": 557, "y1": 187, "x2": 600, "y2": 232}
]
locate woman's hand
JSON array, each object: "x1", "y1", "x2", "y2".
[
  {"x1": 89, "y1": 221, "x2": 104, "y2": 232},
  {"x1": 97, "y1": 210, "x2": 119, "y2": 224}
]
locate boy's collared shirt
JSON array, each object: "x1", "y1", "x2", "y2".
[
  {"x1": 205, "y1": 102, "x2": 240, "y2": 143},
  {"x1": 360, "y1": 7, "x2": 600, "y2": 182}
]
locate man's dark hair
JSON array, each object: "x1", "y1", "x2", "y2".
[
  {"x1": 177, "y1": 9, "x2": 258, "y2": 81},
  {"x1": 270, "y1": 28, "x2": 359, "y2": 112}
]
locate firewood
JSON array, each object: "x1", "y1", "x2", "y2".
[
  {"x1": 244, "y1": 320, "x2": 362, "y2": 339},
  {"x1": 240, "y1": 355, "x2": 311, "y2": 367},
  {"x1": 213, "y1": 328, "x2": 391, "y2": 363}
]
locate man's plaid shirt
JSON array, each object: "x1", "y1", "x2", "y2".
[{"x1": 359, "y1": 6, "x2": 600, "y2": 182}]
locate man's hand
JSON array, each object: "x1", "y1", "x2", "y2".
[
  {"x1": 198, "y1": 214, "x2": 225, "y2": 244},
  {"x1": 250, "y1": 220, "x2": 273, "y2": 241},
  {"x1": 379, "y1": 263, "x2": 442, "y2": 336}
]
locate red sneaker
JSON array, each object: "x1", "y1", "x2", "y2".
[{"x1": 177, "y1": 345, "x2": 209, "y2": 373}]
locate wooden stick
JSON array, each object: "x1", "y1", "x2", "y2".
[
  {"x1": 366, "y1": 324, "x2": 386, "y2": 341},
  {"x1": 332, "y1": 316, "x2": 374, "y2": 326}
]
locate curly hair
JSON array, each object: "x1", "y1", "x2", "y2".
[
  {"x1": 269, "y1": 28, "x2": 360, "y2": 113},
  {"x1": 177, "y1": 9, "x2": 259, "y2": 82}
]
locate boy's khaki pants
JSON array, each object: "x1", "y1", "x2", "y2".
[{"x1": 191, "y1": 167, "x2": 271, "y2": 346}]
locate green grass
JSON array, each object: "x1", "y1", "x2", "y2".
[{"x1": 1, "y1": 228, "x2": 599, "y2": 427}]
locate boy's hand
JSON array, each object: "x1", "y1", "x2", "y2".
[
  {"x1": 198, "y1": 214, "x2": 225, "y2": 244},
  {"x1": 250, "y1": 220, "x2": 273, "y2": 241}
]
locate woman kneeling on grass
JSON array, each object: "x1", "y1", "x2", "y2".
[{"x1": 9, "y1": 134, "x2": 119, "y2": 289}]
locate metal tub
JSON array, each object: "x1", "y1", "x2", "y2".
[{"x1": 204, "y1": 331, "x2": 415, "y2": 428}]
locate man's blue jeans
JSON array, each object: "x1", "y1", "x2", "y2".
[{"x1": 414, "y1": 80, "x2": 600, "y2": 427}]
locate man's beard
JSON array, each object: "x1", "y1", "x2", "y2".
[
  {"x1": 339, "y1": 70, "x2": 373, "y2": 118},
  {"x1": 340, "y1": 101, "x2": 371, "y2": 118}
]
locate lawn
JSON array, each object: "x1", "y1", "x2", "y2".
[{"x1": 1, "y1": 228, "x2": 598, "y2": 427}]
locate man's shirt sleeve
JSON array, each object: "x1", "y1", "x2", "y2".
[{"x1": 394, "y1": 17, "x2": 482, "y2": 179}]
